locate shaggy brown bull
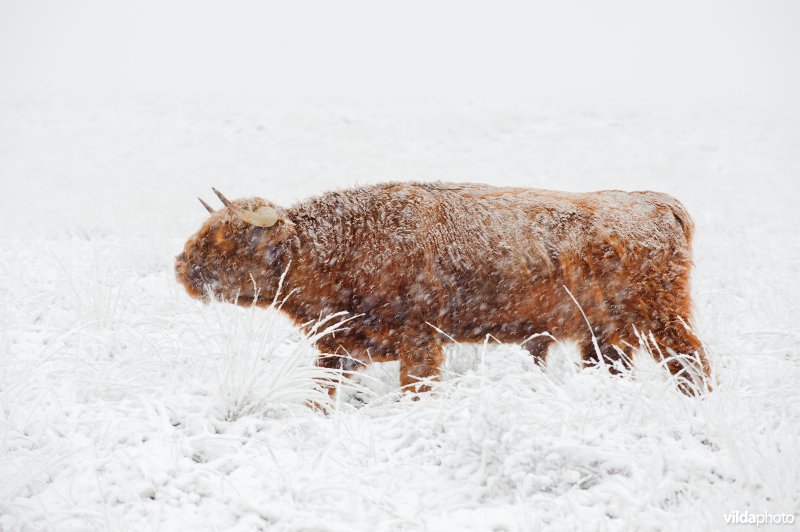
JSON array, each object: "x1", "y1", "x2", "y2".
[{"x1": 175, "y1": 182, "x2": 712, "y2": 394}]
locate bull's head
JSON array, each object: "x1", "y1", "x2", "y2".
[{"x1": 175, "y1": 188, "x2": 296, "y2": 305}]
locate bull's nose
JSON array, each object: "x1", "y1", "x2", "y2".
[{"x1": 176, "y1": 252, "x2": 186, "y2": 262}]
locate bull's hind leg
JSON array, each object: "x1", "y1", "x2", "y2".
[
  {"x1": 650, "y1": 322, "x2": 713, "y2": 395},
  {"x1": 580, "y1": 330, "x2": 635, "y2": 374}
]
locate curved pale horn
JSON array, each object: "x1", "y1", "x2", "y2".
[
  {"x1": 212, "y1": 187, "x2": 233, "y2": 208},
  {"x1": 211, "y1": 187, "x2": 279, "y2": 227},
  {"x1": 236, "y1": 205, "x2": 279, "y2": 228},
  {"x1": 198, "y1": 197, "x2": 215, "y2": 213}
]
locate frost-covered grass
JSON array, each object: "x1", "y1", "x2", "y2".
[{"x1": 1, "y1": 100, "x2": 799, "y2": 530}]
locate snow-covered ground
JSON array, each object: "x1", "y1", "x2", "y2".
[{"x1": 1, "y1": 97, "x2": 798, "y2": 531}]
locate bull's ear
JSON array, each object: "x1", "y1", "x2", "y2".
[{"x1": 250, "y1": 216, "x2": 296, "y2": 252}]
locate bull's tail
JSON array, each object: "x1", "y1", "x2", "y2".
[{"x1": 663, "y1": 196, "x2": 695, "y2": 245}]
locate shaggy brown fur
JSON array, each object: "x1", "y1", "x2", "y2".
[{"x1": 176, "y1": 182, "x2": 712, "y2": 394}]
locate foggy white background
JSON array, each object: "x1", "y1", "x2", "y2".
[{"x1": 2, "y1": 0, "x2": 799, "y2": 104}]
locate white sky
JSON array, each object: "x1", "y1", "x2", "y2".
[{"x1": 1, "y1": 0, "x2": 799, "y2": 106}]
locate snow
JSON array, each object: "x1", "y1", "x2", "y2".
[
  {"x1": 2, "y1": 1, "x2": 800, "y2": 528},
  {"x1": 1, "y1": 98, "x2": 798, "y2": 531}
]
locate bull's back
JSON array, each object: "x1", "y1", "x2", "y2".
[
  {"x1": 403, "y1": 183, "x2": 689, "y2": 263},
  {"x1": 293, "y1": 182, "x2": 691, "y2": 328},
  {"x1": 299, "y1": 182, "x2": 690, "y2": 279},
  {"x1": 398, "y1": 183, "x2": 692, "y2": 337}
]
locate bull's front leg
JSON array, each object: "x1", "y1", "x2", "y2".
[
  {"x1": 312, "y1": 336, "x2": 369, "y2": 404},
  {"x1": 396, "y1": 329, "x2": 444, "y2": 394},
  {"x1": 314, "y1": 335, "x2": 368, "y2": 371}
]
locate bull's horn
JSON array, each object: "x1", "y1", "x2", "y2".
[
  {"x1": 212, "y1": 187, "x2": 233, "y2": 208},
  {"x1": 212, "y1": 187, "x2": 279, "y2": 227},
  {"x1": 198, "y1": 197, "x2": 215, "y2": 213},
  {"x1": 236, "y1": 206, "x2": 280, "y2": 228}
]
